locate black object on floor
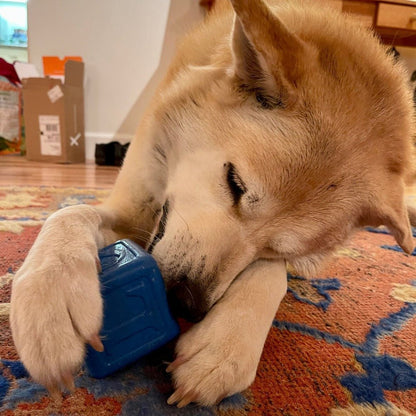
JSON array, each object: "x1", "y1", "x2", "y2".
[{"x1": 95, "y1": 141, "x2": 130, "y2": 166}]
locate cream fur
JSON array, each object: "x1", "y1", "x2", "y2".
[{"x1": 10, "y1": 0, "x2": 416, "y2": 408}]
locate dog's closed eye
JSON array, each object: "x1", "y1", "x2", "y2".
[
  {"x1": 255, "y1": 92, "x2": 282, "y2": 110},
  {"x1": 225, "y1": 162, "x2": 247, "y2": 205}
]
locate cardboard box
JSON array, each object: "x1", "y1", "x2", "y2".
[{"x1": 22, "y1": 60, "x2": 85, "y2": 163}]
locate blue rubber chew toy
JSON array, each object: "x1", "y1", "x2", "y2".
[{"x1": 85, "y1": 239, "x2": 180, "y2": 378}]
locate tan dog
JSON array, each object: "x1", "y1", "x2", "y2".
[{"x1": 10, "y1": 0, "x2": 416, "y2": 407}]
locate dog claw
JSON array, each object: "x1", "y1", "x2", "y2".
[
  {"x1": 95, "y1": 257, "x2": 102, "y2": 273},
  {"x1": 167, "y1": 387, "x2": 185, "y2": 405},
  {"x1": 166, "y1": 355, "x2": 186, "y2": 373},
  {"x1": 167, "y1": 386, "x2": 197, "y2": 408},
  {"x1": 62, "y1": 372, "x2": 75, "y2": 393},
  {"x1": 177, "y1": 391, "x2": 197, "y2": 408},
  {"x1": 88, "y1": 334, "x2": 104, "y2": 352}
]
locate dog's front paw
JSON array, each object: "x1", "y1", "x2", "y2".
[
  {"x1": 166, "y1": 315, "x2": 260, "y2": 407},
  {"x1": 10, "y1": 206, "x2": 104, "y2": 396},
  {"x1": 10, "y1": 250, "x2": 103, "y2": 395}
]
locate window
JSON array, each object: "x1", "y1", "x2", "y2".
[{"x1": 0, "y1": 0, "x2": 27, "y2": 62}]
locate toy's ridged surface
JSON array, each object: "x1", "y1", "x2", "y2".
[{"x1": 85, "y1": 240, "x2": 179, "y2": 378}]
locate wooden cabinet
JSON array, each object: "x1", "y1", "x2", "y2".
[
  {"x1": 341, "y1": 0, "x2": 416, "y2": 46},
  {"x1": 376, "y1": 3, "x2": 416, "y2": 30}
]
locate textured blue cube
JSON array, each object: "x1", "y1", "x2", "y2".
[{"x1": 85, "y1": 239, "x2": 179, "y2": 378}]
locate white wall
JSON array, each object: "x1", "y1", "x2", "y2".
[{"x1": 27, "y1": 0, "x2": 204, "y2": 160}]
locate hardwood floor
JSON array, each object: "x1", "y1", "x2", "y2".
[{"x1": 0, "y1": 156, "x2": 119, "y2": 188}]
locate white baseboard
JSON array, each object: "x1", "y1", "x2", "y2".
[{"x1": 85, "y1": 132, "x2": 134, "y2": 161}]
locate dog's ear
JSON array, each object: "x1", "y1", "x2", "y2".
[
  {"x1": 229, "y1": 0, "x2": 307, "y2": 106},
  {"x1": 381, "y1": 203, "x2": 414, "y2": 255},
  {"x1": 360, "y1": 194, "x2": 414, "y2": 254}
]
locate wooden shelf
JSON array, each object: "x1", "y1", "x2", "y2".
[{"x1": 342, "y1": 0, "x2": 416, "y2": 46}]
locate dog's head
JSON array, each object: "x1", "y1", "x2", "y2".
[{"x1": 148, "y1": 0, "x2": 414, "y2": 321}]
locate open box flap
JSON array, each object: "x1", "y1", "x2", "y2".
[{"x1": 64, "y1": 60, "x2": 84, "y2": 87}]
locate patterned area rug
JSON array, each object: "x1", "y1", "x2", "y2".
[{"x1": 1, "y1": 185, "x2": 416, "y2": 416}]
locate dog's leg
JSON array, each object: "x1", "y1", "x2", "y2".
[
  {"x1": 10, "y1": 128, "x2": 166, "y2": 395},
  {"x1": 10, "y1": 204, "x2": 116, "y2": 395},
  {"x1": 166, "y1": 259, "x2": 287, "y2": 407}
]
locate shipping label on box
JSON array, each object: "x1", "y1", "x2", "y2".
[
  {"x1": 39, "y1": 115, "x2": 61, "y2": 156},
  {"x1": 47, "y1": 85, "x2": 64, "y2": 103}
]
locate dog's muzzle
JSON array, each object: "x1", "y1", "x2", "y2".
[{"x1": 167, "y1": 279, "x2": 209, "y2": 323}]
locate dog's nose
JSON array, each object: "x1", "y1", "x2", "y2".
[{"x1": 167, "y1": 281, "x2": 207, "y2": 323}]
